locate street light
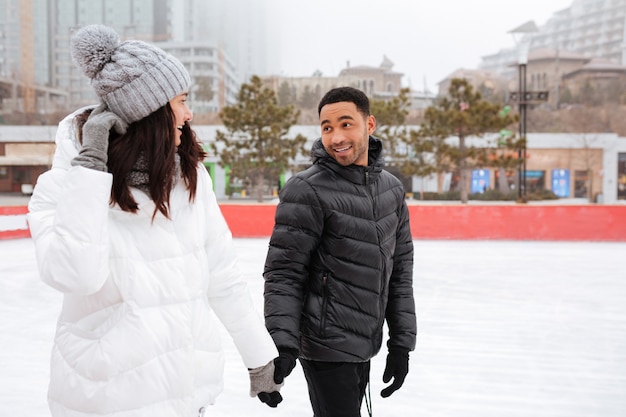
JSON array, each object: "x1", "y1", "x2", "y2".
[{"x1": 509, "y1": 20, "x2": 538, "y2": 202}]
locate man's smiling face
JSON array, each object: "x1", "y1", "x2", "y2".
[{"x1": 319, "y1": 101, "x2": 376, "y2": 167}]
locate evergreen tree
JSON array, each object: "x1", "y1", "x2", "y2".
[
  {"x1": 418, "y1": 78, "x2": 517, "y2": 203},
  {"x1": 194, "y1": 76, "x2": 214, "y2": 103},
  {"x1": 370, "y1": 88, "x2": 428, "y2": 192},
  {"x1": 277, "y1": 81, "x2": 294, "y2": 106},
  {"x1": 485, "y1": 121, "x2": 525, "y2": 195},
  {"x1": 370, "y1": 87, "x2": 411, "y2": 159},
  {"x1": 404, "y1": 129, "x2": 454, "y2": 194},
  {"x1": 299, "y1": 85, "x2": 319, "y2": 109},
  {"x1": 212, "y1": 75, "x2": 308, "y2": 202}
]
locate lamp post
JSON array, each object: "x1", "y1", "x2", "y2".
[
  {"x1": 509, "y1": 20, "x2": 538, "y2": 202},
  {"x1": 518, "y1": 63, "x2": 527, "y2": 201}
]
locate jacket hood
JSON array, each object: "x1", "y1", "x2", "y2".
[{"x1": 310, "y1": 135, "x2": 385, "y2": 184}]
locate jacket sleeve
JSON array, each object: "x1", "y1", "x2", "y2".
[
  {"x1": 385, "y1": 197, "x2": 417, "y2": 352},
  {"x1": 27, "y1": 165, "x2": 112, "y2": 295},
  {"x1": 198, "y1": 168, "x2": 278, "y2": 369},
  {"x1": 263, "y1": 175, "x2": 324, "y2": 352}
]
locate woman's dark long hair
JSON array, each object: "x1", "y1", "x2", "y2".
[{"x1": 76, "y1": 103, "x2": 206, "y2": 219}]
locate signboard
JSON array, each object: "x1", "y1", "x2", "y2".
[
  {"x1": 551, "y1": 169, "x2": 570, "y2": 197},
  {"x1": 509, "y1": 91, "x2": 549, "y2": 102},
  {"x1": 471, "y1": 169, "x2": 490, "y2": 194}
]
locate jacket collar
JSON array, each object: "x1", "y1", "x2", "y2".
[{"x1": 310, "y1": 136, "x2": 385, "y2": 185}]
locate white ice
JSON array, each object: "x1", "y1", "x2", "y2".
[
  {"x1": 1, "y1": 238, "x2": 625, "y2": 417},
  {"x1": 0, "y1": 214, "x2": 27, "y2": 231}
]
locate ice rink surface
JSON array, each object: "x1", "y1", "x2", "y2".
[{"x1": 1, "y1": 237, "x2": 625, "y2": 416}]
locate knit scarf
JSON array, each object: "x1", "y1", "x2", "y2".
[{"x1": 126, "y1": 152, "x2": 181, "y2": 195}]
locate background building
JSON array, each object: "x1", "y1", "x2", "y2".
[
  {"x1": 480, "y1": 0, "x2": 626, "y2": 74},
  {"x1": 262, "y1": 55, "x2": 434, "y2": 122},
  {"x1": 466, "y1": 0, "x2": 626, "y2": 106},
  {"x1": 437, "y1": 68, "x2": 510, "y2": 102},
  {"x1": 0, "y1": 0, "x2": 276, "y2": 117},
  {"x1": 3, "y1": 123, "x2": 626, "y2": 204}
]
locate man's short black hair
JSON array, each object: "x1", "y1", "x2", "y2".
[{"x1": 317, "y1": 87, "x2": 370, "y2": 117}]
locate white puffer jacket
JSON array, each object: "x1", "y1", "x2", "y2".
[{"x1": 27, "y1": 108, "x2": 278, "y2": 417}]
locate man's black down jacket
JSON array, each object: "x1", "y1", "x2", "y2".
[{"x1": 264, "y1": 136, "x2": 416, "y2": 362}]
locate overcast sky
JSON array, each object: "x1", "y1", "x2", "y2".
[{"x1": 270, "y1": 0, "x2": 574, "y2": 93}]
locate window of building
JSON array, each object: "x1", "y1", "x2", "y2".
[
  {"x1": 552, "y1": 169, "x2": 571, "y2": 197},
  {"x1": 574, "y1": 170, "x2": 588, "y2": 198},
  {"x1": 526, "y1": 170, "x2": 546, "y2": 193},
  {"x1": 197, "y1": 48, "x2": 213, "y2": 56},
  {"x1": 494, "y1": 169, "x2": 517, "y2": 191},
  {"x1": 196, "y1": 63, "x2": 213, "y2": 71},
  {"x1": 471, "y1": 169, "x2": 490, "y2": 193},
  {"x1": 14, "y1": 167, "x2": 31, "y2": 183}
]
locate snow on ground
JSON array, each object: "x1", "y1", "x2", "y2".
[{"x1": 1, "y1": 238, "x2": 625, "y2": 417}]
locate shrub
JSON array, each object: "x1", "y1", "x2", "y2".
[{"x1": 412, "y1": 189, "x2": 559, "y2": 201}]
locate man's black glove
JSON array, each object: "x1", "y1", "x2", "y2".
[
  {"x1": 257, "y1": 391, "x2": 282, "y2": 408},
  {"x1": 249, "y1": 360, "x2": 283, "y2": 408},
  {"x1": 273, "y1": 348, "x2": 298, "y2": 384},
  {"x1": 381, "y1": 349, "x2": 409, "y2": 398}
]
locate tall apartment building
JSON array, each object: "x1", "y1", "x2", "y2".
[
  {"x1": 0, "y1": 0, "x2": 67, "y2": 115},
  {"x1": 0, "y1": 0, "x2": 276, "y2": 115},
  {"x1": 185, "y1": 0, "x2": 278, "y2": 83},
  {"x1": 481, "y1": 0, "x2": 626, "y2": 74},
  {"x1": 531, "y1": 0, "x2": 626, "y2": 64},
  {"x1": 157, "y1": 41, "x2": 239, "y2": 113},
  {"x1": 472, "y1": 0, "x2": 626, "y2": 107}
]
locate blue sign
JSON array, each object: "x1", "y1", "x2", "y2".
[
  {"x1": 551, "y1": 169, "x2": 570, "y2": 197},
  {"x1": 471, "y1": 169, "x2": 490, "y2": 193}
]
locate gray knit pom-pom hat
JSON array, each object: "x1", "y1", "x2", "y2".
[{"x1": 70, "y1": 24, "x2": 190, "y2": 124}]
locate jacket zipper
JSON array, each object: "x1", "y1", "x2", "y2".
[
  {"x1": 365, "y1": 168, "x2": 385, "y2": 345},
  {"x1": 320, "y1": 273, "x2": 329, "y2": 338}
]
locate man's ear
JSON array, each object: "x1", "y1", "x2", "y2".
[{"x1": 367, "y1": 115, "x2": 376, "y2": 135}]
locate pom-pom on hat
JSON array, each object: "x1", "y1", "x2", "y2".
[{"x1": 70, "y1": 24, "x2": 190, "y2": 124}]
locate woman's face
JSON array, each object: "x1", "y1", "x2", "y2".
[{"x1": 169, "y1": 92, "x2": 193, "y2": 147}]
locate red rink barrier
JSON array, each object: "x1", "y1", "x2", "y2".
[
  {"x1": 218, "y1": 203, "x2": 626, "y2": 241},
  {"x1": 219, "y1": 204, "x2": 278, "y2": 238},
  {"x1": 0, "y1": 206, "x2": 30, "y2": 240},
  {"x1": 0, "y1": 229, "x2": 31, "y2": 240},
  {"x1": 2, "y1": 204, "x2": 626, "y2": 241},
  {"x1": 0, "y1": 206, "x2": 28, "y2": 215},
  {"x1": 406, "y1": 205, "x2": 626, "y2": 241}
]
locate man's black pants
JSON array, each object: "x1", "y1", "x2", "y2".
[{"x1": 300, "y1": 359, "x2": 370, "y2": 417}]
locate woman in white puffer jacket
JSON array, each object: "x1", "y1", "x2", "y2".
[{"x1": 27, "y1": 25, "x2": 282, "y2": 417}]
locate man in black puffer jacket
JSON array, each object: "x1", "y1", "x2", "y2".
[{"x1": 264, "y1": 86, "x2": 416, "y2": 417}]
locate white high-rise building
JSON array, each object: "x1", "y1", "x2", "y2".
[
  {"x1": 170, "y1": 0, "x2": 278, "y2": 83},
  {"x1": 531, "y1": 0, "x2": 626, "y2": 64},
  {"x1": 480, "y1": 0, "x2": 626, "y2": 73}
]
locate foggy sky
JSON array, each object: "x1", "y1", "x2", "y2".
[{"x1": 269, "y1": 0, "x2": 574, "y2": 93}]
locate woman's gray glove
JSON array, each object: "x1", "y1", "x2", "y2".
[
  {"x1": 249, "y1": 359, "x2": 284, "y2": 408},
  {"x1": 71, "y1": 103, "x2": 127, "y2": 172}
]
